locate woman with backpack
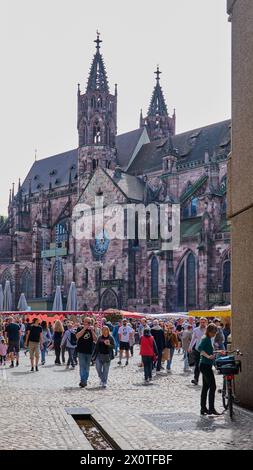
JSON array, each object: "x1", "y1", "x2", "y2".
[
  {"x1": 140, "y1": 327, "x2": 158, "y2": 384},
  {"x1": 92, "y1": 326, "x2": 115, "y2": 388},
  {"x1": 60, "y1": 321, "x2": 77, "y2": 369},
  {"x1": 41, "y1": 320, "x2": 51, "y2": 365}
]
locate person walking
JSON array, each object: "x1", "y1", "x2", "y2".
[
  {"x1": 223, "y1": 322, "x2": 231, "y2": 351},
  {"x1": 151, "y1": 319, "x2": 165, "y2": 373},
  {"x1": 41, "y1": 320, "x2": 51, "y2": 365},
  {"x1": 182, "y1": 325, "x2": 193, "y2": 372},
  {"x1": 52, "y1": 320, "x2": 64, "y2": 365},
  {"x1": 0, "y1": 337, "x2": 7, "y2": 366},
  {"x1": 188, "y1": 317, "x2": 207, "y2": 385},
  {"x1": 4, "y1": 317, "x2": 21, "y2": 368},
  {"x1": 93, "y1": 326, "x2": 115, "y2": 388},
  {"x1": 140, "y1": 327, "x2": 158, "y2": 384},
  {"x1": 61, "y1": 322, "x2": 77, "y2": 369},
  {"x1": 25, "y1": 318, "x2": 43, "y2": 372},
  {"x1": 198, "y1": 323, "x2": 220, "y2": 416},
  {"x1": 213, "y1": 318, "x2": 225, "y2": 351},
  {"x1": 118, "y1": 319, "x2": 134, "y2": 366},
  {"x1": 164, "y1": 323, "x2": 178, "y2": 373},
  {"x1": 76, "y1": 317, "x2": 97, "y2": 388}
]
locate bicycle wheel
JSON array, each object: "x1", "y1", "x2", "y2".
[
  {"x1": 227, "y1": 379, "x2": 234, "y2": 419},
  {"x1": 222, "y1": 377, "x2": 229, "y2": 410}
]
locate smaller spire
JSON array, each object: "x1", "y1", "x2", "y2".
[
  {"x1": 12, "y1": 183, "x2": 15, "y2": 201},
  {"x1": 94, "y1": 30, "x2": 102, "y2": 52},
  {"x1": 18, "y1": 178, "x2": 21, "y2": 192},
  {"x1": 139, "y1": 108, "x2": 145, "y2": 128},
  {"x1": 114, "y1": 83, "x2": 118, "y2": 96},
  {"x1": 77, "y1": 83, "x2": 81, "y2": 95},
  {"x1": 9, "y1": 189, "x2": 12, "y2": 205}
]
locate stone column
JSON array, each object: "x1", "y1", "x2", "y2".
[{"x1": 227, "y1": 0, "x2": 253, "y2": 408}]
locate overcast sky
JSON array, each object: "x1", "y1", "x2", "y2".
[{"x1": 0, "y1": 0, "x2": 231, "y2": 215}]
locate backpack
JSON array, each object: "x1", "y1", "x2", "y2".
[{"x1": 69, "y1": 331, "x2": 77, "y2": 346}]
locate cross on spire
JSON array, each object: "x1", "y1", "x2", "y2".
[
  {"x1": 94, "y1": 30, "x2": 102, "y2": 52},
  {"x1": 155, "y1": 65, "x2": 162, "y2": 82}
]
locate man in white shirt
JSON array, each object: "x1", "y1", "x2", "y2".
[
  {"x1": 188, "y1": 317, "x2": 207, "y2": 385},
  {"x1": 118, "y1": 319, "x2": 134, "y2": 366}
]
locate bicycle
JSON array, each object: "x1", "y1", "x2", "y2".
[{"x1": 214, "y1": 349, "x2": 242, "y2": 419}]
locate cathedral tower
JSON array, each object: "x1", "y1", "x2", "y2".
[
  {"x1": 141, "y1": 66, "x2": 176, "y2": 141},
  {"x1": 77, "y1": 32, "x2": 117, "y2": 190}
]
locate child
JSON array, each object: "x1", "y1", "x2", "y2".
[{"x1": 0, "y1": 338, "x2": 8, "y2": 366}]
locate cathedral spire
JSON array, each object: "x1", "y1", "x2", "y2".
[
  {"x1": 86, "y1": 31, "x2": 109, "y2": 93},
  {"x1": 142, "y1": 66, "x2": 175, "y2": 141},
  {"x1": 148, "y1": 66, "x2": 168, "y2": 117}
]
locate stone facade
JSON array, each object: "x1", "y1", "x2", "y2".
[{"x1": 0, "y1": 33, "x2": 231, "y2": 313}]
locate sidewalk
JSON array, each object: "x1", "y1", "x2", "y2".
[{"x1": 0, "y1": 349, "x2": 252, "y2": 450}]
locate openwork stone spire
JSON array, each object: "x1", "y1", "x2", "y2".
[
  {"x1": 148, "y1": 66, "x2": 168, "y2": 117},
  {"x1": 86, "y1": 31, "x2": 109, "y2": 93}
]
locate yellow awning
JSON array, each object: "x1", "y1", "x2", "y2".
[{"x1": 189, "y1": 309, "x2": 231, "y2": 318}]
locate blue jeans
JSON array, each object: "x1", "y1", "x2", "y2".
[
  {"x1": 41, "y1": 343, "x2": 48, "y2": 363},
  {"x1": 67, "y1": 347, "x2": 76, "y2": 367},
  {"x1": 183, "y1": 350, "x2": 189, "y2": 369},
  {"x1": 96, "y1": 356, "x2": 110, "y2": 384},
  {"x1": 167, "y1": 347, "x2": 175, "y2": 370},
  {"x1": 78, "y1": 353, "x2": 92, "y2": 385},
  {"x1": 113, "y1": 337, "x2": 119, "y2": 354}
]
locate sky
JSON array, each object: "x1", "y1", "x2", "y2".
[{"x1": 0, "y1": 0, "x2": 231, "y2": 215}]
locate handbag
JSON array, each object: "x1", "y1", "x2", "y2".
[
  {"x1": 162, "y1": 348, "x2": 170, "y2": 361},
  {"x1": 188, "y1": 351, "x2": 195, "y2": 367}
]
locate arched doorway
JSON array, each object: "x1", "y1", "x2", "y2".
[{"x1": 100, "y1": 289, "x2": 118, "y2": 310}]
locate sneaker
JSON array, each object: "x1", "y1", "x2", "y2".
[
  {"x1": 79, "y1": 382, "x2": 87, "y2": 388},
  {"x1": 117, "y1": 361, "x2": 122, "y2": 365},
  {"x1": 200, "y1": 408, "x2": 209, "y2": 416},
  {"x1": 65, "y1": 365, "x2": 69, "y2": 369},
  {"x1": 35, "y1": 366, "x2": 39, "y2": 372},
  {"x1": 41, "y1": 361, "x2": 45, "y2": 366},
  {"x1": 31, "y1": 367, "x2": 34, "y2": 372},
  {"x1": 71, "y1": 365, "x2": 75, "y2": 370},
  {"x1": 125, "y1": 361, "x2": 129, "y2": 366},
  {"x1": 102, "y1": 383, "x2": 107, "y2": 388},
  {"x1": 191, "y1": 379, "x2": 198, "y2": 385},
  {"x1": 16, "y1": 361, "x2": 19, "y2": 367},
  {"x1": 166, "y1": 369, "x2": 172, "y2": 373},
  {"x1": 9, "y1": 363, "x2": 14, "y2": 368}
]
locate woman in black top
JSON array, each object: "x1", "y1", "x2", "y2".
[
  {"x1": 93, "y1": 326, "x2": 115, "y2": 388},
  {"x1": 53, "y1": 320, "x2": 64, "y2": 365}
]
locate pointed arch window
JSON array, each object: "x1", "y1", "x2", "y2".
[
  {"x1": 93, "y1": 121, "x2": 101, "y2": 144},
  {"x1": 151, "y1": 256, "x2": 159, "y2": 303},
  {"x1": 177, "y1": 252, "x2": 197, "y2": 310},
  {"x1": 223, "y1": 259, "x2": 231, "y2": 293},
  {"x1": 20, "y1": 269, "x2": 32, "y2": 299},
  {"x1": 1, "y1": 269, "x2": 14, "y2": 290},
  {"x1": 84, "y1": 268, "x2": 88, "y2": 288}
]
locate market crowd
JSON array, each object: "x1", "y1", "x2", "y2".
[{"x1": 0, "y1": 313, "x2": 231, "y2": 414}]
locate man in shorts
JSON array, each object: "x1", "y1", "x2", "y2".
[
  {"x1": 118, "y1": 319, "x2": 134, "y2": 366},
  {"x1": 5, "y1": 317, "x2": 21, "y2": 368},
  {"x1": 25, "y1": 318, "x2": 43, "y2": 372}
]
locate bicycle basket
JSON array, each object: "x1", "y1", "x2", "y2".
[
  {"x1": 215, "y1": 355, "x2": 235, "y2": 368},
  {"x1": 218, "y1": 361, "x2": 241, "y2": 375}
]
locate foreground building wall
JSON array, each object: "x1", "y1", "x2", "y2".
[{"x1": 227, "y1": 0, "x2": 253, "y2": 408}]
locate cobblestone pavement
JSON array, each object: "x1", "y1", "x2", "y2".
[{"x1": 0, "y1": 348, "x2": 253, "y2": 450}]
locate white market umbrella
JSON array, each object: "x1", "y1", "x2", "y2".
[
  {"x1": 52, "y1": 285, "x2": 63, "y2": 311},
  {"x1": 0, "y1": 284, "x2": 3, "y2": 311},
  {"x1": 3, "y1": 280, "x2": 12, "y2": 311},
  {"x1": 66, "y1": 281, "x2": 78, "y2": 311},
  {"x1": 17, "y1": 293, "x2": 28, "y2": 311}
]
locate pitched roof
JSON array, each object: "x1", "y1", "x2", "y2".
[
  {"x1": 116, "y1": 128, "x2": 146, "y2": 169},
  {"x1": 21, "y1": 148, "x2": 78, "y2": 195},
  {"x1": 128, "y1": 120, "x2": 231, "y2": 175},
  {"x1": 104, "y1": 169, "x2": 145, "y2": 201}
]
